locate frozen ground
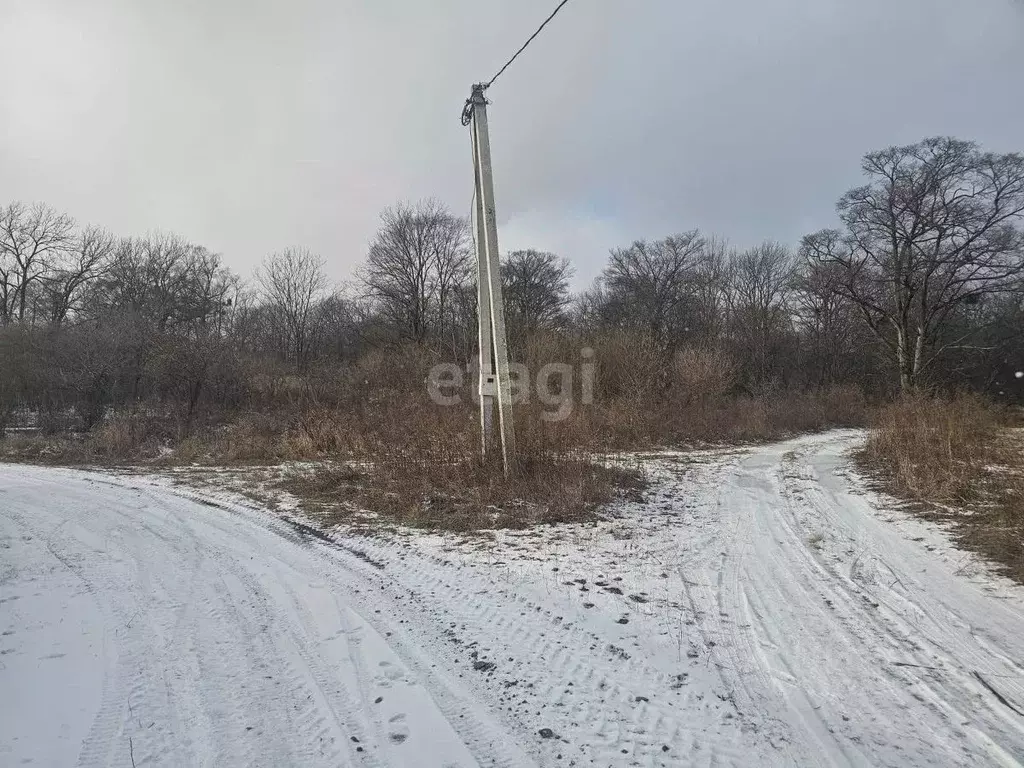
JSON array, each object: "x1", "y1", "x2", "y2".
[{"x1": 2, "y1": 430, "x2": 1024, "y2": 767}]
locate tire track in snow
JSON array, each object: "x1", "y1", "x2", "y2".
[
  {"x1": 167, "y1": 487, "x2": 536, "y2": 768},
  {"x1": 0, "y1": 467, "x2": 514, "y2": 768},
  {"x1": 276, "y1": 515, "x2": 761, "y2": 766},
  {"x1": 691, "y1": 432, "x2": 1024, "y2": 767},
  {"x1": 106, "y1": 467, "x2": 763, "y2": 766},
  {"x1": 7, "y1": 431, "x2": 1024, "y2": 767},
  {"x1": 777, "y1": 441, "x2": 1024, "y2": 757}
]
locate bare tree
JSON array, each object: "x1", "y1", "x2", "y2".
[
  {"x1": 257, "y1": 247, "x2": 328, "y2": 369},
  {"x1": 501, "y1": 249, "x2": 573, "y2": 345},
  {"x1": 725, "y1": 241, "x2": 795, "y2": 384},
  {"x1": 307, "y1": 291, "x2": 366, "y2": 362},
  {"x1": 91, "y1": 233, "x2": 233, "y2": 332},
  {"x1": 0, "y1": 248, "x2": 12, "y2": 327},
  {"x1": 0, "y1": 202, "x2": 75, "y2": 324},
  {"x1": 40, "y1": 226, "x2": 115, "y2": 326},
  {"x1": 429, "y1": 205, "x2": 473, "y2": 348},
  {"x1": 802, "y1": 137, "x2": 1024, "y2": 391},
  {"x1": 792, "y1": 259, "x2": 867, "y2": 386},
  {"x1": 597, "y1": 231, "x2": 706, "y2": 351},
  {"x1": 83, "y1": 233, "x2": 235, "y2": 400},
  {"x1": 362, "y1": 200, "x2": 471, "y2": 345},
  {"x1": 689, "y1": 235, "x2": 732, "y2": 343}
]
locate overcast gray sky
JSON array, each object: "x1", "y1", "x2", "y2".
[{"x1": 2, "y1": 0, "x2": 1023, "y2": 288}]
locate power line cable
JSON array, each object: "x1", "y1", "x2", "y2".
[
  {"x1": 461, "y1": 0, "x2": 574, "y2": 124},
  {"x1": 484, "y1": 0, "x2": 573, "y2": 90},
  {"x1": 470, "y1": 187, "x2": 477, "y2": 257}
]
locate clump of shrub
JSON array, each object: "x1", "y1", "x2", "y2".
[{"x1": 862, "y1": 393, "x2": 1003, "y2": 503}]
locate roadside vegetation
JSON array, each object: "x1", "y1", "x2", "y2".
[
  {"x1": 2, "y1": 136, "x2": 1023, "y2": 535},
  {"x1": 0, "y1": 340, "x2": 863, "y2": 529},
  {"x1": 860, "y1": 395, "x2": 1024, "y2": 581}
]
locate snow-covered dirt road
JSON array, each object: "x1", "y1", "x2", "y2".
[{"x1": 2, "y1": 430, "x2": 1024, "y2": 767}]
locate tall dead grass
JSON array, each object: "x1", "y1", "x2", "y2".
[
  {"x1": 862, "y1": 394, "x2": 1024, "y2": 581},
  {"x1": 863, "y1": 394, "x2": 1004, "y2": 502}
]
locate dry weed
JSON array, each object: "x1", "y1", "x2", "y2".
[{"x1": 861, "y1": 394, "x2": 1024, "y2": 581}]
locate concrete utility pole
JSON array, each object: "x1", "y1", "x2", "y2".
[{"x1": 468, "y1": 83, "x2": 516, "y2": 475}]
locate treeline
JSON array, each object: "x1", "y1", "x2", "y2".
[{"x1": 2, "y1": 136, "x2": 1023, "y2": 440}]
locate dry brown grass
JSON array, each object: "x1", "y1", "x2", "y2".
[
  {"x1": 0, "y1": 395, "x2": 649, "y2": 532},
  {"x1": 0, "y1": 383, "x2": 869, "y2": 465},
  {"x1": 278, "y1": 453, "x2": 645, "y2": 532},
  {"x1": 861, "y1": 394, "x2": 1024, "y2": 581},
  {"x1": 0, "y1": 333, "x2": 871, "y2": 532},
  {"x1": 567, "y1": 384, "x2": 868, "y2": 448},
  {"x1": 863, "y1": 394, "x2": 1005, "y2": 502}
]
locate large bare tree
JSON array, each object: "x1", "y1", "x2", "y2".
[
  {"x1": 257, "y1": 247, "x2": 328, "y2": 369},
  {"x1": 500, "y1": 249, "x2": 573, "y2": 345},
  {"x1": 83, "y1": 233, "x2": 235, "y2": 400},
  {"x1": 725, "y1": 241, "x2": 795, "y2": 385},
  {"x1": 792, "y1": 259, "x2": 871, "y2": 387},
  {"x1": 41, "y1": 226, "x2": 115, "y2": 326},
  {"x1": 802, "y1": 137, "x2": 1024, "y2": 391},
  {"x1": 597, "y1": 231, "x2": 706, "y2": 351},
  {"x1": 0, "y1": 202, "x2": 75, "y2": 325},
  {"x1": 362, "y1": 200, "x2": 471, "y2": 345},
  {"x1": 688, "y1": 235, "x2": 732, "y2": 344},
  {"x1": 91, "y1": 233, "x2": 232, "y2": 332}
]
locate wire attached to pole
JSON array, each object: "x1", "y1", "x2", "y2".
[
  {"x1": 460, "y1": 0, "x2": 574, "y2": 124},
  {"x1": 484, "y1": 0, "x2": 572, "y2": 90}
]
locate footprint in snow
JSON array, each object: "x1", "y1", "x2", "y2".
[
  {"x1": 375, "y1": 660, "x2": 405, "y2": 688},
  {"x1": 388, "y1": 713, "x2": 410, "y2": 744}
]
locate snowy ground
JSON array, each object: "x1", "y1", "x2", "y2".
[{"x1": 2, "y1": 430, "x2": 1024, "y2": 767}]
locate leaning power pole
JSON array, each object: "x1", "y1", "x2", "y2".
[
  {"x1": 460, "y1": 0, "x2": 575, "y2": 474},
  {"x1": 466, "y1": 84, "x2": 516, "y2": 475}
]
